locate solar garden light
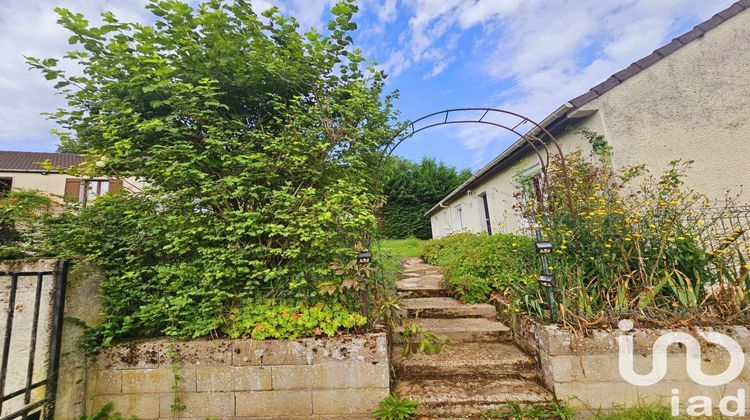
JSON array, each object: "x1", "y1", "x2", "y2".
[
  {"x1": 538, "y1": 274, "x2": 555, "y2": 288},
  {"x1": 534, "y1": 234, "x2": 558, "y2": 323},
  {"x1": 356, "y1": 251, "x2": 372, "y2": 265},
  {"x1": 355, "y1": 251, "x2": 373, "y2": 319},
  {"x1": 535, "y1": 241, "x2": 553, "y2": 254}
]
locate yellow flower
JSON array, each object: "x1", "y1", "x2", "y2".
[{"x1": 604, "y1": 244, "x2": 612, "y2": 248}]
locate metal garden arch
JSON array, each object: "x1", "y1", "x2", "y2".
[{"x1": 382, "y1": 107, "x2": 575, "y2": 322}]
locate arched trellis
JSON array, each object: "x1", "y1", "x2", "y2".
[
  {"x1": 382, "y1": 108, "x2": 574, "y2": 212},
  {"x1": 380, "y1": 107, "x2": 575, "y2": 322}
]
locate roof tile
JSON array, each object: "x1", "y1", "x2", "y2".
[
  {"x1": 613, "y1": 64, "x2": 641, "y2": 82},
  {"x1": 654, "y1": 39, "x2": 684, "y2": 58},
  {"x1": 739, "y1": 0, "x2": 750, "y2": 8},
  {"x1": 676, "y1": 27, "x2": 705, "y2": 44},
  {"x1": 0, "y1": 151, "x2": 85, "y2": 171},
  {"x1": 697, "y1": 15, "x2": 725, "y2": 32},
  {"x1": 633, "y1": 53, "x2": 661, "y2": 70},
  {"x1": 719, "y1": 3, "x2": 746, "y2": 19},
  {"x1": 591, "y1": 77, "x2": 620, "y2": 95},
  {"x1": 569, "y1": 90, "x2": 599, "y2": 108}
]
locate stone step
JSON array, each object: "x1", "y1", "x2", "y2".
[
  {"x1": 392, "y1": 342, "x2": 537, "y2": 379},
  {"x1": 394, "y1": 377, "x2": 553, "y2": 417},
  {"x1": 402, "y1": 267, "x2": 443, "y2": 277},
  {"x1": 401, "y1": 297, "x2": 496, "y2": 319},
  {"x1": 396, "y1": 275, "x2": 448, "y2": 298},
  {"x1": 393, "y1": 318, "x2": 511, "y2": 344}
]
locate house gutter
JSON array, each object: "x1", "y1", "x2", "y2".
[{"x1": 425, "y1": 103, "x2": 575, "y2": 216}]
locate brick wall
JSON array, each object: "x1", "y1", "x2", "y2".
[
  {"x1": 522, "y1": 322, "x2": 750, "y2": 412},
  {"x1": 84, "y1": 333, "x2": 389, "y2": 419}
]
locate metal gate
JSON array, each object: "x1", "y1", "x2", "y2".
[{"x1": 0, "y1": 261, "x2": 68, "y2": 420}]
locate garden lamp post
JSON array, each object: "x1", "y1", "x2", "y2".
[
  {"x1": 535, "y1": 234, "x2": 558, "y2": 323},
  {"x1": 356, "y1": 251, "x2": 372, "y2": 319}
]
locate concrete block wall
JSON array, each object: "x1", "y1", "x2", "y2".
[
  {"x1": 526, "y1": 323, "x2": 750, "y2": 411},
  {"x1": 85, "y1": 333, "x2": 389, "y2": 419}
]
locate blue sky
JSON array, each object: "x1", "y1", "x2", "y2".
[{"x1": 0, "y1": 0, "x2": 735, "y2": 171}]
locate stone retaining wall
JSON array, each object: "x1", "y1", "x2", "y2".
[
  {"x1": 514, "y1": 316, "x2": 750, "y2": 413},
  {"x1": 86, "y1": 333, "x2": 389, "y2": 419}
]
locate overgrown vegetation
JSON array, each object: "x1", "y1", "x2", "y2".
[
  {"x1": 422, "y1": 132, "x2": 749, "y2": 328},
  {"x1": 380, "y1": 157, "x2": 471, "y2": 239},
  {"x1": 421, "y1": 233, "x2": 537, "y2": 306},
  {"x1": 517, "y1": 136, "x2": 749, "y2": 327},
  {"x1": 0, "y1": 190, "x2": 53, "y2": 259},
  {"x1": 27, "y1": 0, "x2": 398, "y2": 347},
  {"x1": 372, "y1": 394, "x2": 419, "y2": 420},
  {"x1": 480, "y1": 401, "x2": 575, "y2": 419}
]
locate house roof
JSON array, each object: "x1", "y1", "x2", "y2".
[
  {"x1": 427, "y1": 0, "x2": 750, "y2": 216},
  {"x1": 0, "y1": 151, "x2": 85, "y2": 172}
]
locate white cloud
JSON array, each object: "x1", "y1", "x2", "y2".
[
  {"x1": 0, "y1": 0, "x2": 152, "y2": 151},
  {"x1": 381, "y1": 50, "x2": 411, "y2": 77},
  {"x1": 0, "y1": 0, "x2": 339, "y2": 151},
  {"x1": 388, "y1": 0, "x2": 735, "y2": 161},
  {"x1": 378, "y1": 0, "x2": 398, "y2": 23},
  {"x1": 423, "y1": 57, "x2": 453, "y2": 79}
]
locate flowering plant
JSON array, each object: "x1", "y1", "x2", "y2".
[{"x1": 515, "y1": 134, "x2": 749, "y2": 327}]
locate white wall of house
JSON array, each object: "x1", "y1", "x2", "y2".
[{"x1": 428, "y1": 8, "x2": 750, "y2": 238}]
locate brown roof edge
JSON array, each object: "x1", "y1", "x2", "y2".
[
  {"x1": 569, "y1": 1, "x2": 747, "y2": 108},
  {"x1": 0, "y1": 151, "x2": 85, "y2": 171}
]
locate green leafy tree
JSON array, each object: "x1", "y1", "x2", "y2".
[
  {"x1": 30, "y1": 0, "x2": 398, "y2": 344},
  {"x1": 380, "y1": 157, "x2": 471, "y2": 239}
]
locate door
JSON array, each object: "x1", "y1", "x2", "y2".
[{"x1": 479, "y1": 193, "x2": 492, "y2": 234}]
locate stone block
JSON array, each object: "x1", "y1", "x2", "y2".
[
  {"x1": 292, "y1": 333, "x2": 388, "y2": 366},
  {"x1": 88, "y1": 369, "x2": 122, "y2": 395},
  {"x1": 554, "y1": 382, "x2": 641, "y2": 409},
  {"x1": 312, "y1": 388, "x2": 388, "y2": 415},
  {"x1": 95, "y1": 341, "x2": 162, "y2": 370},
  {"x1": 91, "y1": 393, "x2": 161, "y2": 419},
  {"x1": 195, "y1": 366, "x2": 272, "y2": 391},
  {"x1": 271, "y1": 363, "x2": 389, "y2": 390},
  {"x1": 121, "y1": 367, "x2": 196, "y2": 393},
  {"x1": 235, "y1": 390, "x2": 312, "y2": 417},
  {"x1": 159, "y1": 391, "x2": 234, "y2": 418},
  {"x1": 231, "y1": 339, "x2": 306, "y2": 366},
  {"x1": 166, "y1": 340, "x2": 234, "y2": 366}
]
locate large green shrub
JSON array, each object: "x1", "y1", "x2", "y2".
[{"x1": 32, "y1": 0, "x2": 397, "y2": 345}]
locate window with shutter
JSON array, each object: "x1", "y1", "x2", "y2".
[
  {"x1": 109, "y1": 179, "x2": 123, "y2": 193},
  {"x1": 64, "y1": 178, "x2": 81, "y2": 202}
]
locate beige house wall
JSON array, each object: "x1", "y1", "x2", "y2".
[
  {"x1": 0, "y1": 171, "x2": 143, "y2": 200},
  {"x1": 0, "y1": 172, "x2": 71, "y2": 198},
  {"x1": 430, "y1": 8, "x2": 750, "y2": 238},
  {"x1": 586, "y1": 8, "x2": 750, "y2": 205}
]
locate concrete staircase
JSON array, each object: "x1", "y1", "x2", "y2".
[{"x1": 393, "y1": 258, "x2": 553, "y2": 418}]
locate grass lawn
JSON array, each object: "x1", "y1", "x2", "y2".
[
  {"x1": 375, "y1": 237, "x2": 423, "y2": 258},
  {"x1": 372, "y1": 237, "x2": 424, "y2": 280}
]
